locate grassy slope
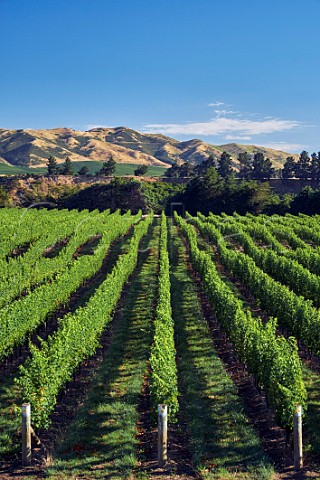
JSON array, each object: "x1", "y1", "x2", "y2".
[
  {"x1": 47, "y1": 222, "x2": 159, "y2": 479},
  {"x1": 169, "y1": 222, "x2": 274, "y2": 480}
]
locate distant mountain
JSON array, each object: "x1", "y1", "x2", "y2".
[{"x1": 0, "y1": 126, "x2": 299, "y2": 171}]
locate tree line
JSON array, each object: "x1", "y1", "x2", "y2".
[
  {"x1": 47, "y1": 156, "x2": 149, "y2": 176},
  {"x1": 282, "y1": 151, "x2": 320, "y2": 179},
  {"x1": 165, "y1": 150, "x2": 320, "y2": 181}
]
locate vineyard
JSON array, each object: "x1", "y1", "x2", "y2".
[{"x1": 1, "y1": 208, "x2": 320, "y2": 479}]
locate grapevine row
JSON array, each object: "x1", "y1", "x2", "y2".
[
  {"x1": 194, "y1": 216, "x2": 320, "y2": 356},
  {"x1": 0, "y1": 211, "x2": 140, "y2": 361},
  {"x1": 214, "y1": 214, "x2": 320, "y2": 276},
  {"x1": 0, "y1": 208, "x2": 89, "y2": 259},
  {"x1": 18, "y1": 214, "x2": 153, "y2": 429},
  {"x1": 0, "y1": 209, "x2": 105, "y2": 309},
  {"x1": 175, "y1": 213, "x2": 306, "y2": 430},
  {"x1": 213, "y1": 218, "x2": 320, "y2": 305},
  {"x1": 150, "y1": 212, "x2": 179, "y2": 419}
]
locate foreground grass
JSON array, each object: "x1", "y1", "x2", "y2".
[
  {"x1": 47, "y1": 222, "x2": 160, "y2": 479},
  {"x1": 169, "y1": 222, "x2": 274, "y2": 480},
  {"x1": 302, "y1": 367, "x2": 320, "y2": 465}
]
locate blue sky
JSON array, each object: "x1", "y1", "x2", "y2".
[{"x1": 1, "y1": 0, "x2": 319, "y2": 153}]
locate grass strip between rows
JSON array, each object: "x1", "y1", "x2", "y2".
[
  {"x1": 47, "y1": 220, "x2": 160, "y2": 479},
  {"x1": 169, "y1": 221, "x2": 274, "y2": 480}
]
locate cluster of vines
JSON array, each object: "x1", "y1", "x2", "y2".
[{"x1": 0, "y1": 209, "x2": 106, "y2": 308}]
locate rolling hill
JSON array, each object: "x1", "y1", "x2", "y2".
[{"x1": 0, "y1": 126, "x2": 299, "y2": 172}]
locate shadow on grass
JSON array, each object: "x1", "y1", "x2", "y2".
[{"x1": 303, "y1": 366, "x2": 320, "y2": 465}]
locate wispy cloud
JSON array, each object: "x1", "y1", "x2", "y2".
[
  {"x1": 261, "y1": 142, "x2": 306, "y2": 153},
  {"x1": 143, "y1": 117, "x2": 301, "y2": 137},
  {"x1": 85, "y1": 124, "x2": 112, "y2": 130},
  {"x1": 214, "y1": 109, "x2": 238, "y2": 116},
  {"x1": 208, "y1": 101, "x2": 225, "y2": 107},
  {"x1": 224, "y1": 135, "x2": 252, "y2": 141}
]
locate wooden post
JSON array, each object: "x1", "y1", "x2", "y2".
[
  {"x1": 22, "y1": 403, "x2": 31, "y2": 466},
  {"x1": 294, "y1": 405, "x2": 303, "y2": 470},
  {"x1": 158, "y1": 404, "x2": 168, "y2": 467}
]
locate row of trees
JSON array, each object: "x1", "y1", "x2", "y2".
[
  {"x1": 166, "y1": 150, "x2": 320, "y2": 181},
  {"x1": 47, "y1": 156, "x2": 75, "y2": 176},
  {"x1": 47, "y1": 156, "x2": 149, "y2": 177},
  {"x1": 166, "y1": 151, "x2": 275, "y2": 180},
  {"x1": 282, "y1": 151, "x2": 320, "y2": 180}
]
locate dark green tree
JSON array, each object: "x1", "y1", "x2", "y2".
[
  {"x1": 98, "y1": 157, "x2": 117, "y2": 175},
  {"x1": 237, "y1": 152, "x2": 252, "y2": 180},
  {"x1": 195, "y1": 155, "x2": 216, "y2": 175},
  {"x1": 134, "y1": 164, "x2": 149, "y2": 176},
  {"x1": 178, "y1": 162, "x2": 194, "y2": 177},
  {"x1": 61, "y1": 156, "x2": 74, "y2": 175},
  {"x1": 217, "y1": 151, "x2": 233, "y2": 178},
  {"x1": 78, "y1": 165, "x2": 89, "y2": 176},
  {"x1": 282, "y1": 156, "x2": 296, "y2": 179},
  {"x1": 317, "y1": 152, "x2": 320, "y2": 180},
  {"x1": 165, "y1": 163, "x2": 180, "y2": 178},
  {"x1": 47, "y1": 156, "x2": 59, "y2": 176},
  {"x1": 182, "y1": 166, "x2": 223, "y2": 214},
  {"x1": 201, "y1": 166, "x2": 223, "y2": 196},
  {"x1": 295, "y1": 151, "x2": 311, "y2": 179},
  {"x1": 252, "y1": 152, "x2": 274, "y2": 180},
  {"x1": 310, "y1": 152, "x2": 320, "y2": 180}
]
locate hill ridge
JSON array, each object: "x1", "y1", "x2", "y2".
[{"x1": 0, "y1": 126, "x2": 299, "y2": 170}]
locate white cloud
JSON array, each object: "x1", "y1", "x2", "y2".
[
  {"x1": 214, "y1": 109, "x2": 238, "y2": 116},
  {"x1": 143, "y1": 117, "x2": 301, "y2": 137},
  {"x1": 208, "y1": 101, "x2": 225, "y2": 107},
  {"x1": 224, "y1": 135, "x2": 252, "y2": 141},
  {"x1": 85, "y1": 124, "x2": 112, "y2": 130},
  {"x1": 261, "y1": 142, "x2": 305, "y2": 152}
]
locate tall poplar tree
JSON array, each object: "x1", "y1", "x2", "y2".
[
  {"x1": 295, "y1": 151, "x2": 311, "y2": 179},
  {"x1": 238, "y1": 152, "x2": 252, "y2": 179},
  {"x1": 47, "y1": 156, "x2": 58, "y2": 176},
  {"x1": 217, "y1": 151, "x2": 233, "y2": 178},
  {"x1": 282, "y1": 156, "x2": 296, "y2": 179}
]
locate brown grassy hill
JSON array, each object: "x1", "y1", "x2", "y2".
[
  {"x1": 0, "y1": 127, "x2": 299, "y2": 170},
  {"x1": 0, "y1": 128, "x2": 168, "y2": 168}
]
